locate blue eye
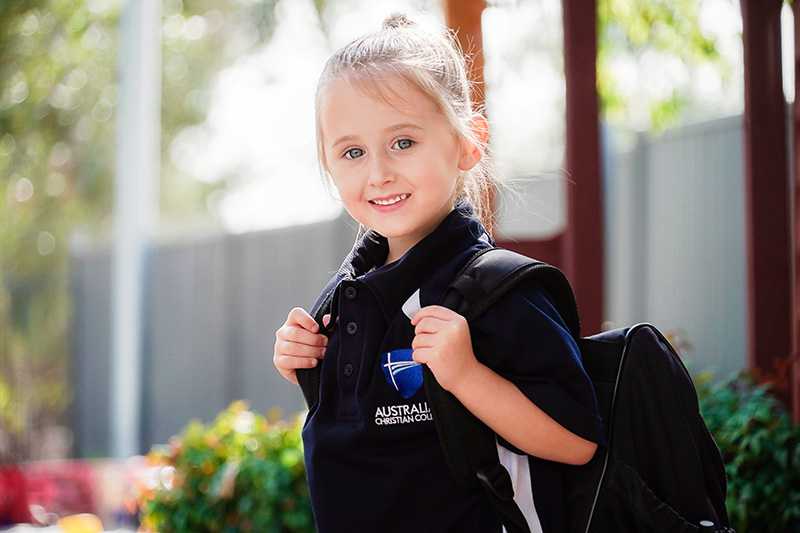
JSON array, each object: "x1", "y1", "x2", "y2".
[
  {"x1": 393, "y1": 138, "x2": 415, "y2": 150},
  {"x1": 344, "y1": 147, "x2": 365, "y2": 160}
]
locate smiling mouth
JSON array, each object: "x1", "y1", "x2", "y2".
[{"x1": 369, "y1": 193, "x2": 411, "y2": 206}]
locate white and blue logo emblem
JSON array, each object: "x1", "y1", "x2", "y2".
[{"x1": 381, "y1": 348, "x2": 422, "y2": 399}]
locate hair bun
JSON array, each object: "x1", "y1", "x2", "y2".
[{"x1": 382, "y1": 13, "x2": 415, "y2": 30}]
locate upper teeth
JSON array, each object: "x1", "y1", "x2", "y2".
[{"x1": 372, "y1": 194, "x2": 409, "y2": 206}]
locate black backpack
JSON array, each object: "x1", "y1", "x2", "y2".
[{"x1": 299, "y1": 246, "x2": 734, "y2": 533}]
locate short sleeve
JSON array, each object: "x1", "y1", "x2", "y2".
[{"x1": 469, "y1": 282, "x2": 605, "y2": 454}]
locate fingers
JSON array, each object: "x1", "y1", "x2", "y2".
[
  {"x1": 273, "y1": 348, "x2": 323, "y2": 385},
  {"x1": 278, "y1": 323, "x2": 328, "y2": 349},
  {"x1": 276, "y1": 337, "x2": 327, "y2": 358},
  {"x1": 411, "y1": 315, "x2": 448, "y2": 334},
  {"x1": 411, "y1": 347, "x2": 429, "y2": 364},
  {"x1": 273, "y1": 325, "x2": 327, "y2": 376},
  {"x1": 287, "y1": 306, "x2": 320, "y2": 333},
  {"x1": 274, "y1": 307, "x2": 330, "y2": 386},
  {"x1": 411, "y1": 332, "x2": 434, "y2": 350},
  {"x1": 275, "y1": 353, "x2": 320, "y2": 370},
  {"x1": 410, "y1": 305, "x2": 457, "y2": 326}
]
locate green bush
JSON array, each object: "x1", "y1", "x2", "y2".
[
  {"x1": 138, "y1": 401, "x2": 314, "y2": 533},
  {"x1": 696, "y1": 372, "x2": 800, "y2": 533}
]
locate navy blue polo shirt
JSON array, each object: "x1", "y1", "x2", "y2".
[{"x1": 301, "y1": 201, "x2": 604, "y2": 533}]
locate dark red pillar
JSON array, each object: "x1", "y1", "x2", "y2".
[
  {"x1": 561, "y1": 0, "x2": 604, "y2": 336},
  {"x1": 444, "y1": 0, "x2": 497, "y2": 238},
  {"x1": 741, "y1": 0, "x2": 793, "y2": 409},
  {"x1": 444, "y1": 0, "x2": 486, "y2": 112},
  {"x1": 793, "y1": 0, "x2": 800, "y2": 423}
]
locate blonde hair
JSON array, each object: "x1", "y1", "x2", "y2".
[{"x1": 314, "y1": 11, "x2": 504, "y2": 240}]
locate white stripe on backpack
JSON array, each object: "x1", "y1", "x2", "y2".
[{"x1": 497, "y1": 438, "x2": 543, "y2": 533}]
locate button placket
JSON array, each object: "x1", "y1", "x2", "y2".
[
  {"x1": 335, "y1": 281, "x2": 366, "y2": 420},
  {"x1": 340, "y1": 282, "x2": 360, "y2": 381}
]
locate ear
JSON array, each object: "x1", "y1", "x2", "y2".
[{"x1": 457, "y1": 114, "x2": 490, "y2": 172}]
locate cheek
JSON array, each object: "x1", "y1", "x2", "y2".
[
  {"x1": 414, "y1": 146, "x2": 457, "y2": 180},
  {"x1": 416, "y1": 159, "x2": 457, "y2": 194},
  {"x1": 332, "y1": 175, "x2": 364, "y2": 204}
]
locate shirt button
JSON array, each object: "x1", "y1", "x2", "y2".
[
  {"x1": 343, "y1": 363, "x2": 354, "y2": 377},
  {"x1": 346, "y1": 321, "x2": 358, "y2": 335},
  {"x1": 344, "y1": 285, "x2": 358, "y2": 300}
]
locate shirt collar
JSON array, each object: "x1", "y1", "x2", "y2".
[{"x1": 346, "y1": 199, "x2": 494, "y2": 321}]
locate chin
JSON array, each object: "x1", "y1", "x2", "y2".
[
  {"x1": 367, "y1": 224, "x2": 406, "y2": 238},
  {"x1": 356, "y1": 216, "x2": 401, "y2": 236}
]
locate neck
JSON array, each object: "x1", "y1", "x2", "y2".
[
  {"x1": 383, "y1": 237, "x2": 414, "y2": 266},
  {"x1": 382, "y1": 201, "x2": 458, "y2": 266}
]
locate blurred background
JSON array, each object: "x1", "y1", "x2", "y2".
[{"x1": 1, "y1": 0, "x2": 798, "y2": 531}]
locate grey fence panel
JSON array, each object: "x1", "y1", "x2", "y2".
[
  {"x1": 70, "y1": 212, "x2": 361, "y2": 455},
  {"x1": 143, "y1": 236, "x2": 230, "y2": 448},
  {"x1": 69, "y1": 247, "x2": 112, "y2": 458},
  {"x1": 604, "y1": 130, "x2": 650, "y2": 329},
  {"x1": 605, "y1": 115, "x2": 747, "y2": 379},
  {"x1": 234, "y1": 215, "x2": 358, "y2": 421}
]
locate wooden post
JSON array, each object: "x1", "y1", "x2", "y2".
[
  {"x1": 741, "y1": 0, "x2": 793, "y2": 408},
  {"x1": 562, "y1": 0, "x2": 604, "y2": 336},
  {"x1": 793, "y1": 0, "x2": 800, "y2": 423},
  {"x1": 444, "y1": 0, "x2": 497, "y2": 237},
  {"x1": 444, "y1": 0, "x2": 486, "y2": 112}
]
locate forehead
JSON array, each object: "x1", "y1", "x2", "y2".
[{"x1": 319, "y1": 74, "x2": 444, "y2": 139}]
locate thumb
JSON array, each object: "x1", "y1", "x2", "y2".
[{"x1": 322, "y1": 313, "x2": 331, "y2": 327}]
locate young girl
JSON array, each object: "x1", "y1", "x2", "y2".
[{"x1": 273, "y1": 12, "x2": 604, "y2": 533}]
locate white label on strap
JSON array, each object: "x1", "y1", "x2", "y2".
[{"x1": 402, "y1": 288, "x2": 421, "y2": 320}]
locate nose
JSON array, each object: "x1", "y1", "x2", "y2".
[{"x1": 366, "y1": 153, "x2": 395, "y2": 188}]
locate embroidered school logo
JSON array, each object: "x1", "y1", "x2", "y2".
[{"x1": 381, "y1": 348, "x2": 422, "y2": 399}]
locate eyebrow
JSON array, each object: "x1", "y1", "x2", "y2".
[{"x1": 331, "y1": 123, "x2": 423, "y2": 149}]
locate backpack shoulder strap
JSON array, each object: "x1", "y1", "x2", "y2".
[
  {"x1": 424, "y1": 246, "x2": 580, "y2": 533},
  {"x1": 442, "y1": 247, "x2": 581, "y2": 339}
]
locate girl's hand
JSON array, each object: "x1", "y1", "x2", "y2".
[
  {"x1": 410, "y1": 305, "x2": 481, "y2": 393},
  {"x1": 273, "y1": 308, "x2": 331, "y2": 385}
]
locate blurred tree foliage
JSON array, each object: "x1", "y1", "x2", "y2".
[
  {"x1": 598, "y1": 0, "x2": 726, "y2": 131},
  {"x1": 1, "y1": 0, "x2": 119, "y2": 462},
  {"x1": 0, "y1": 0, "x2": 276, "y2": 461}
]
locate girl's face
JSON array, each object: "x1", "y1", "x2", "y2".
[{"x1": 319, "y1": 74, "x2": 480, "y2": 263}]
